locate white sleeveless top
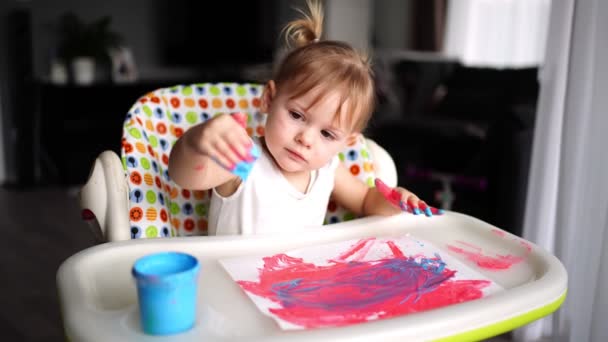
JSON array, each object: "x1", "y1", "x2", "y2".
[{"x1": 208, "y1": 137, "x2": 340, "y2": 235}]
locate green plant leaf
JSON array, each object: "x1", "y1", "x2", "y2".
[{"x1": 56, "y1": 12, "x2": 124, "y2": 62}]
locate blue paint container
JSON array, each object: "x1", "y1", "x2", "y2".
[{"x1": 132, "y1": 252, "x2": 200, "y2": 335}]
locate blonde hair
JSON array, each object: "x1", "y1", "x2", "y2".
[{"x1": 275, "y1": 0, "x2": 375, "y2": 133}]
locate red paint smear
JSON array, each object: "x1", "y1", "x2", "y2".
[
  {"x1": 447, "y1": 241, "x2": 525, "y2": 270},
  {"x1": 333, "y1": 237, "x2": 374, "y2": 262},
  {"x1": 374, "y1": 178, "x2": 401, "y2": 206},
  {"x1": 374, "y1": 178, "x2": 392, "y2": 198},
  {"x1": 237, "y1": 240, "x2": 491, "y2": 329},
  {"x1": 519, "y1": 240, "x2": 533, "y2": 252},
  {"x1": 491, "y1": 229, "x2": 506, "y2": 237},
  {"x1": 231, "y1": 112, "x2": 248, "y2": 128},
  {"x1": 490, "y1": 229, "x2": 534, "y2": 253},
  {"x1": 386, "y1": 240, "x2": 405, "y2": 258},
  {"x1": 455, "y1": 240, "x2": 482, "y2": 251}
]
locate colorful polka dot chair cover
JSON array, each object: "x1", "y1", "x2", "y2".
[{"x1": 122, "y1": 83, "x2": 377, "y2": 239}]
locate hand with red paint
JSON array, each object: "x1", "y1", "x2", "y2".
[
  {"x1": 185, "y1": 112, "x2": 255, "y2": 171},
  {"x1": 374, "y1": 178, "x2": 444, "y2": 217}
]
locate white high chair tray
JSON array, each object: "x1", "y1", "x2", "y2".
[{"x1": 57, "y1": 212, "x2": 567, "y2": 342}]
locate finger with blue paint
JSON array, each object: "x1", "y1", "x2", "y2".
[
  {"x1": 375, "y1": 178, "x2": 444, "y2": 217},
  {"x1": 229, "y1": 112, "x2": 260, "y2": 180},
  {"x1": 190, "y1": 112, "x2": 260, "y2": 180},
  {"x1": 406, "y1": 197, "x2": 422, "y2": 216},
  {"x1": 421, "y1": 201, "x2": 445, "y2": 216},
  {"x1": 410, "y1": 199, "x2": 445, "y2": 217}
]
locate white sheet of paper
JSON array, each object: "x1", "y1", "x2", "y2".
[{"x1": 220, "y1": 234, "x2": 504, "y2": 330}]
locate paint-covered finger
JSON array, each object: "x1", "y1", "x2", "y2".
[
  {"x1": 209, "y1": 153, "x2": 234, "y2": 171},
  {"x1": 419, "y1": 201, "x2": 433, "y2": 217},
  {"x1": 401, "y1": 201, "x2": 416, "y2": 213},
  {"x1": 219, "y1": 146, "x2": 242, "y2": 167},
  {"x1": 398, "y1": 200, "x2": 410, "y2": 212},
  {"x1": 213, "y1": 140, "x2": 242, "y2": 168},
  {"x1": 407, "y1": 196, "x2": 421, "y2": 215},
  {"x1": 430, "y1": 207, "x2": 445, "y2": 215},
  {"x1": 231, "y1": 112, "x2": 248, "y2": 129},
  {"x1": 226, "y1": 133, "x2": 251, "y2": 162},
  {"x1": 238, "y1": 135, "x2": 256, "y2": 162},
  {"x1": 229, "y1": 144, "x2": 250, "y2": 163}
]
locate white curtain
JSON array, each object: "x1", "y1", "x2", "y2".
[
  {"x1": 443, "y1": 0, "x2": 551, "y2": 68},
  {"x1": 515, "y1": 0, "x2": 608, "y2": 341}
]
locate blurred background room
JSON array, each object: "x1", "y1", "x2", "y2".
[{"x1": 1, "y1": 0, "x2": 607, "y2": 341}]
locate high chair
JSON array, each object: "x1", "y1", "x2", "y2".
[
  {"x1": 60, "y1": 82, "x2": 566, "y2": 341},
  {"x1": 79, "y1": 82, "x2": 398, "y2": 242}
]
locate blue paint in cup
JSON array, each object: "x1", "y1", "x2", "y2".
[{"x1": 132, "y1": 252, "x2": 200, "y2": 335}]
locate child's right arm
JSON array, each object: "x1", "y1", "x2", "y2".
[{"x1": 168, "y1": 113, "x2": 254, "y2": 191}]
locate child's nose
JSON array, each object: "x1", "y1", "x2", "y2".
[{"x1": 295, "y1": 128, "x2": 314, "y2": 147}]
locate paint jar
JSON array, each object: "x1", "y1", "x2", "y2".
[{"x1": 132, "y1": 252, "x2": 200, "y2": 335}]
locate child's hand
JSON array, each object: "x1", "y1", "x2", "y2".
[
  {"x1": 186, "y1": 113, "x2": 255, "y2": 171},
  {"x1": 392, "y1": 187, "x2": 444, "y2": 217},
  {"x1": 375, "y1": 178, "x2": 444, "y2": 217}
]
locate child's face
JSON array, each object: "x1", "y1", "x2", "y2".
[{"x1": 262, "y1": 81, "x2": 357, "y2": 174}]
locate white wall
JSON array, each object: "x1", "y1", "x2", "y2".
[
  {"x1": 443, "y1": 0, "x2": 550, "y2": 68},
  {"x1": 372, "y1": 0, "x2": 413, "y2": 50},
  {"x1": 324, "y1": 0, "x2": 372, "y2": 51}
]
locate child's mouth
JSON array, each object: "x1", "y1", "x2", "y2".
[{"x1": 286, "y1": 148, "x2": 307, "y2": 162}]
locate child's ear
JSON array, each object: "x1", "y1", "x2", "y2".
[{"x1": 260, "y1": 80, "x2": 276, "y2": 113}]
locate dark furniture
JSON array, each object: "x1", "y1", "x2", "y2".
[
  {"x1": 368, "y1": 61, "x2": 539, "y2": 236},
  {"x1": 37, "y1": 82, "x2": 180, "y2": 185},
  {"x1": 36, "y1": 73, "x2": 259, "y2": 186}
]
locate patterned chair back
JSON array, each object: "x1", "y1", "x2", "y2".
[{"x1": 122, "y1": 83, "x2": 376, "y2": 238}]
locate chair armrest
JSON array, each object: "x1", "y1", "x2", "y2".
[
  {"x1": 79, "y1": 151, "x2": 131, "y2": 242},
  {"x1": 365, "y1": 138, "x2": 398, "y2": 187}
]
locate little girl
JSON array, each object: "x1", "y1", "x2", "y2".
[{"x1": 168, "y1": 0, "x2": 441, "y2": 235}]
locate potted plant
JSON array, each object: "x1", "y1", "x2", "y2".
[{"x1": 57, "y1": 12, "x2": 124, "y2": 85}]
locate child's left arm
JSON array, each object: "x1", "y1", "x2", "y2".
[{"x1": 332, "y1": 163, "x2": 438, "y2": 217}]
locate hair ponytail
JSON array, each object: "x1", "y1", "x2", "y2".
[
  {"x1": 273, "y1": 0, "x2": 376, "y2": 133},
  {"x1": 283, "y1": 0, "x2": 324, "y2": 48}
]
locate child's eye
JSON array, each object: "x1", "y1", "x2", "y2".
[
  {"x1": 289, "y1": 111, "x2": 303, "y2": 120},
  {"x1": 321, "y1": 130, "x2": 336, "y2": 140}
]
